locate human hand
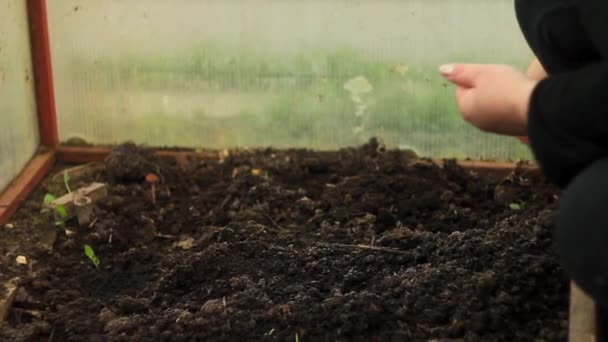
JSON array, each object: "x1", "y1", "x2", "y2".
[{"x1": 439, "y1": 63, "x2": 538, "y2": 136}]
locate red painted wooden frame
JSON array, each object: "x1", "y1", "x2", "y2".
[
  {"x1": 0, "y1": 152, "x2": 55, "y2": 225},
  {"x1": 0, "y1": 0, "x2": 58, "y2": 224},
  {"x1": 27, "y1": 0, "x2": 58, "y2": 148}
]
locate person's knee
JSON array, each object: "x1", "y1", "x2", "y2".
[{"x1": 556, "y1": 158, "x2": 608, "y2": 309}]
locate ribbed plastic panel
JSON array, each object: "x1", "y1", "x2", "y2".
[
  {"x1": 0, "y1": 0, "x2": 40, "y2": 192},
  {"x1": 48, "y1": 0, "x2": 532, "y2": 160}
]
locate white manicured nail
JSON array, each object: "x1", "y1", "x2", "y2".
[{"x1": 439, "y1": 64, "x2": 454, "y2": 74}]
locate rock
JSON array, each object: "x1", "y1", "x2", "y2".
[
  {"x1": 174, "y1": 237, "x2": 195, "y2": 250},
  {"x1": 104, "y1": 316, "x2": 136, "y2": 334},
  {"x1": 15, "y1": 256, "x2": 27, "y2": 265},
  {"x1": 200, "y1": 298, "x2": 224, "y2": 314}
]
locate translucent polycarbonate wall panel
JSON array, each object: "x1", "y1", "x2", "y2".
[
  {"x1": 49, "y1": 0, "x2": 533, "y2": 160},
  {"x1": 0, "y1": 1, "x2": 40, "y2": 192}
]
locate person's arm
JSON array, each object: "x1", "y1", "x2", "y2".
[
  {"x1": 525, "y1": 0, "x2": 608, "y2": 188},
  {"x1": 527, "y1": 61, "x2": 608, "y2": 188}
]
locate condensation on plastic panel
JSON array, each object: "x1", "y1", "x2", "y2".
[
  {"x1": 0, "y1": 1, "x2": 40, "y2": 192},
  {"x1": 48, "y1": 0, "x2": 532, "y2": 160}
]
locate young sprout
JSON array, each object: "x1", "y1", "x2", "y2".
[
  {"x1": 509, "y1": 203, "x2": 522, "y2": 211},
  {"x1": 84, "y1": 244, "x2": 100, "y2": 269},
  {"x1": 64, "y1": 171, "x2": 72, "y2": 193},
  {"x1": 145, "y1": 173, "x2": 160, "y2": 204},
  {"x1": 43, "y1": 194, "x2": 68, "y2": 227},
  {"x1": 55, "y1": 204, "x2": 68, "y2": 227},
  {"x1": 43, "y1": 194, "x2": 56, "y2": 206}
]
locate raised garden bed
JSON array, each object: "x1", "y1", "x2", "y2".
[{"x1": 0, "y1": 140, "x2": 568, "y2": 341}]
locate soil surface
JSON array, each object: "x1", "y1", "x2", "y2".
[{"x1": 0, "y1": 140, "x2": 568, "y2": 341}]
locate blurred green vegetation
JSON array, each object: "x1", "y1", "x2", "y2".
[{"x1": 64, "y1": 44, "x2": 532, "y2": 160}]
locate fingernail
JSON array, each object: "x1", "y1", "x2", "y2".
[{"x1": 439, "y1": 64, "x2": 454, "y2": 74}]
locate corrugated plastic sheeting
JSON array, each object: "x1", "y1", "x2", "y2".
[
  {"x1": 48, "y1": 0, "x2": 533, "y2": 160},
  {"x1": 0, "y1": 1, "x2": 40, "y2": 192}
]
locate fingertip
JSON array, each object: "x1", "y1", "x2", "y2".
[{"x1": 439, "y1": 64, "x2": 455, "y2": 76}]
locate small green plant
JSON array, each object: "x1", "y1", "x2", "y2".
[
  {"x1": 43, "y1": 194, "x2": 68, "y2": 227},
  {"x1": 84, "y1": 244, "x2": 100, "y2": 269},
  {"x1": 63, "y1": 171, "x2": 72, "y2": 193},
  {"x1": 43, "y1": 193, "x2": 55, "y2": 206},
  {"x1": 295, "y1": 332, "x2": 300, "y2": 342},
  {"x1": 509, "y1": 203, "x2": 522, "y2": 211}
]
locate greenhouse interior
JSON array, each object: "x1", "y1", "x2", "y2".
[{"x1": 0, "y1": 1, "x2": 603, "y2": 341}]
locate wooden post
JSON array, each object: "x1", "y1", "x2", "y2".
[
  {"x1": 27, "y1": 0, "x2": 59, "y2": 147},
  {"x1": 570, "y1": 282, "x2": 597, "y2": 342},
  {"x1": 0, "y1": 278, "x2": 19, "y2": 322}
]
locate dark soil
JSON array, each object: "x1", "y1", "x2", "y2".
[{"x1": 0, "y1": 140, "x2": 568, "y2": 341}]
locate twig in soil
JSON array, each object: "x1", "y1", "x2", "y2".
[
  {"x1": 262, "y1": 211, "x2": 289, "y2": 232},
  {"x1": 145, "y1": 174, "x2": 160, "y2": 204},
  {"x1": 50, "y1": 163, "x2": 100, "y2": 182},
  {"x1": 156, "y1": 233, "x2": 178, "y2": 239},
  {"x1": 12, "y1": 308, "x2": 43, "y2": 318},
  {"x1": 141, "y1": 215, "x2": 155, "y2": 224},
  {"x1": 220, "y1": 195, "x2": 232, "y2": 209},
  {"x1": 317, "y1": 242, "x2": 409, "y2": 255},
  {"x1": 48, "y1": 326, "x2": 55, "y2": 342}
]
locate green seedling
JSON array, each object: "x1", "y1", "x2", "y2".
[
  {"x1": 295, "y1": 332, "x2": 300, "y2": 342},
  {"x1": 43, "y1": 194, "x2": 68, "y2": 227},
  {"x1": 509, "y1": 203, "x2": 522, "y2": 211},
  {"x1": 63, "y1": 171, "x2": 72, "y2": 193},
  {"x1": 54, "y1": 204, "x2": 68, "y2": 227},
  {"x1": 43, "y1": 194, "x2": 55, "y2": 206},
  {"x1": 84, "y1": 244, "x2": 100, "y2": 269}
]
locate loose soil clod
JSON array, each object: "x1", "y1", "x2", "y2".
[
  {"x1": 104, "y1": 142, "x2": 161, "y2": 183},
  {"x1": 0, "y1": 140, "x2": 568, "y2": 341}
]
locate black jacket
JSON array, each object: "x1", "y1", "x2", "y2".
[{"x1": 515, "y1": 0, "x2": 608, "y2": 188}]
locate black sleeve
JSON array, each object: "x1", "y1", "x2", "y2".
[{"x1": 527, "y1": 0, "x2": 608, "y2": 188}]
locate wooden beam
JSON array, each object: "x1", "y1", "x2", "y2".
[
  {"x1": 569, "y1": 282, "x2": 597, "y2": 341},
  {"x1": 47, "y1": 182, "x2": 108, "y2": 221},
  {"x1": 27, "y1": 0, "x2": 59, "y2": 147},
  {"x1": 56, "y1": 146, "x2": 112, "y2": 164},
  {"x1": 0, "y1": 278, "x2": 19, "y2": 322},
  {"x1": 0, "y1": 151, "x2": 55, "y2": 225}
]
